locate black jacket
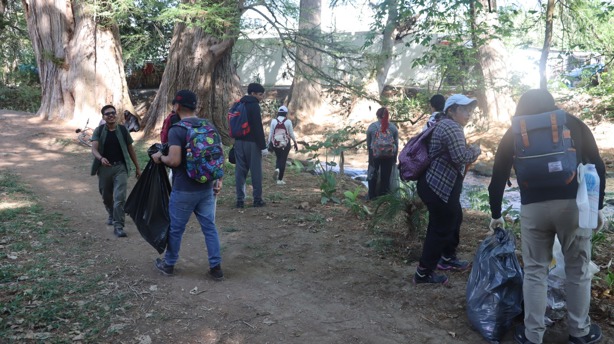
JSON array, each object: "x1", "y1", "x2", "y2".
[
  {"x1": 488, "y1": 112, "x2": 605, "y2": 219},
  {"x1": 235, "y1": 95, "x2": 266, "y2": 150}
]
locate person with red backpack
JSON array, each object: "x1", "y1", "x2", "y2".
[
  {"x1": 267, "y1": 105, "x2": 298, "y2": 185},
  {"x1": 366, "y1": 107, "x2": 399, "y2": 200}
]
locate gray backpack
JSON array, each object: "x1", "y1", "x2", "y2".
[{"x1": 512, "y1": 110, "x2": 577, "y2": 188}]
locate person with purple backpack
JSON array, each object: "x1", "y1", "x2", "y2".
[{"x1": 413, "y1": 94, "x2": 481, "y2": 285}]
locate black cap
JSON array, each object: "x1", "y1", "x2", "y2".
[{"x1": 172, "y1": 90, "x2": 197, "y2": 110}]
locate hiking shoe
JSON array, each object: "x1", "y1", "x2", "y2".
[
  {"x1": 277, "y1": 180, "x2": 286, "y2": 185},
  {"x1": 106, "y1": 215, "x2": 113, "y2": 225},
  {"x1": 235, "y1": 201, "x2": 244, "y2": 209},
  {"x1": 514, "y1": 325, "x2": 537, "y2": 344},
  {"x1": 209, "y1": 265, "x2": 224, "y2": 281},
  {"x1": 114, "y1": 226, "x2": 127, "y2": 238},
  {"x1": 253, "y1": 200, "x2": 266, "y2": 207},
  {"x1": 273, "y1": 168, "x2": 279, "y2": 181},
  {"x1": 437, "y1": 256, "x2": 470, "y2": 271},
  {"x1": 569, "y1": 324, "x2": 602, "y2": 344},
  {"x1": 154, "y1": 258, "x2": 174, "y2": 276},
  {"x1": 412, "y1": 270, "x2": 448, "y2": 285}
]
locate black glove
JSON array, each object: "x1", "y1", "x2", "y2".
[{"x1": 294, "y1": 143, "x2": 298, "y2": 152}]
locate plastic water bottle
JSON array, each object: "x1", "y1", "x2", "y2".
[{"x1": 578, "y1": 164, "x2": 600, "y2": 229}]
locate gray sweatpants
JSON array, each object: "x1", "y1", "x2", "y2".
[
  {"x1": 520, "y1": 199, "x2": 593, "y2": 343},
  {"x1": 234, "y1": 140, "x2": 263, "y2": 203}
]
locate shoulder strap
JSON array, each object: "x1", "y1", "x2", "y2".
[{"x1": 118, "y1": 124, "x2": 129, "y2": 141}]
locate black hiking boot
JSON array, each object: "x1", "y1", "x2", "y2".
[
  {"x1": 154, "y1": 258, "x2": 174, "y2": 276},
  {"x1": 209, "y1": 265, "x2": 224, "y2": 281}
]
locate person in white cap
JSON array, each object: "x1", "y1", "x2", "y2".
[
  {"x1": 413, "y1": 94, "x2": 481, "y2": 285},
  {"x1": 268, "y1": 105, "x2": 298, "y2": 185}
]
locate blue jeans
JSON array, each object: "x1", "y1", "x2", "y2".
[{"x1": 165, "y1": 187, "x2": 221, "y2": 268}]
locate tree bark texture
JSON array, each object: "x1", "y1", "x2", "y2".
[
  {"x1": 471, "y1": 0, "x2": 515, "y2": 124},
  {"x1": 140, "y1": 20, "x2": 239, "y2": 142},
  {"x1": 22, "y1": 0, "x2": 132, "y2": 123},
  {"x1": 288, "y1": 0, "x2": 322, "y2": 129},
  {"x1": 374, "y1": 0, "x2": 398, "y2": 95},
  {"x1": 540, "y1": 0, "x2": 556, "y2": 90}
]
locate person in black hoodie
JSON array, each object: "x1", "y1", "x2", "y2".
[
  {"x1": 234, "y1": 83, "x2": 268, "y2": 208},
  {"x1": 488, "y1": 89, "x2": 605, "y2": 344}
]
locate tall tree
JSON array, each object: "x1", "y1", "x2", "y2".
[
  {"x1": 21, "y1": 0, "x2": 133, "y2": 122},
  {"x1": 470, "y1": 0, "x2": 515, "y2": 124},
  {"x1": 287, "y1": 0, "x2": 323, "y2": 126},
  {"x1": 140, "y1": 0, "x2": 242, "y2": 141},
  {"x1": 539, "y1": 0, "x2": 556, "y2": 89}
]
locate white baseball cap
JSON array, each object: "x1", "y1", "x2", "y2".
[
  {"x1": 278, "y1": 105, "x2": 288, "y2": 113},
  {"x1": 443, "y1": 94, "x2": 477, "y2": 113}
]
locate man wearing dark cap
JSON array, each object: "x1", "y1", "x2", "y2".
[
  {"x1": 234, "y1": 82, "x2": 268, "y2": 208},
  {"x1": 151, "y1": 89, "x2": 224, "y2": 280},
  {"x1": 91, "y1": 104, "x2": 142, "y2": 237}
]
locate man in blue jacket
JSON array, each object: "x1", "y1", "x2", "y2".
[{"x1": 234, "y1": 83, "x2": 268, "y2": 208}]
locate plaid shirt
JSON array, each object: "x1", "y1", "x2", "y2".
[{"x1": 425, "y1": 118, "x2": 480, "y2": 203}]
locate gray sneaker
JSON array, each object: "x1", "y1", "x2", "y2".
[
  {"x1": 114, "y1": 226, "x2": 127, "y2": 238},
  {"x1": 569, "y1": 324, "x2": 602, "y2": 344},
  {"x1": 154, "y1": 258, "x2": 174, "y2": 276}
]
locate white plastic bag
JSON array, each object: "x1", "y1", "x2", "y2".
[
  {"x1": 546, "y1": 236, "x2": 600, "y2": 325},
  {"x1": 577, "y1": 164, "x2": 600, "y2": 229}
]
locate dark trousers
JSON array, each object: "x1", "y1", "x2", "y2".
[
  {"x1": 416, "y1": 173, "x2": 463, "y2": 273},
  {"x1": 368, "y1": 157, "x2": 395, "y2": 199},
  {"x1": 274, "y1": 145, "x2": 291, "y2": 180}
]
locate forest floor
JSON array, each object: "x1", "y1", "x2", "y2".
[{"x1": 1, "y1": 106, "x2": 614, "y2": 344}]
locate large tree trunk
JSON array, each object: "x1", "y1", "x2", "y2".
[
  {"x1": 287, "y1": 0, "x2": 322, "y2": 130},
  {"x1": 540, "y1": 0, "x2": 556, "y2": 90},
  {"x1": 22, "y1": 0, "x2": 132, "y2": 124},
  {"x1": 471, "y1": 0, "x2": 515, "y2": 125},
  {"x1": 140, "y1": 20, "x2": 239, "y2": 143},
  {"x1": 373, "y1": 0, "x2": 398, "y2": 95}
]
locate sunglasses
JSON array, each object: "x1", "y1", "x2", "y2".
[{"x1": 104, "y1": 111, "x2": 117, "y2": 116}]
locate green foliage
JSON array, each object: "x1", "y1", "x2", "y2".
[
  {"x1": 302, "y1": 124, "x2": 364, "y2": 205},
  {"x1": 115, "y1": 0, "x2": 176, "y2": 67},
  {"x1": 159, "y1": 1, "x2": 240, "y2": 38},
  {"x1": 0, "y1": 172, "x2": 132, "y2": 342},
  {"x1": 319, "y1": 169, "x2": 339, "y2": 205},
  {"x1": 0, "y1": 1, "x2": 38, "y2": 87},
  {"x1": 343, "y1": 186, "x2": 371, "y2": 218},
  {"x1": 370, "y1": 181, "x2": 427, "y2": 237},
  {"x1": 0, "y1": 85, "x2": 41, "y2": 113}
]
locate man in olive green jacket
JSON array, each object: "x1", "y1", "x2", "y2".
[{"x1": 91, "y1": 105, "x2": 142, "y2": 237}]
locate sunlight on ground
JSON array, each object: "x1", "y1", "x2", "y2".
[{"x1": 0, "y1": 200, "x2": 33, "y2": 210}]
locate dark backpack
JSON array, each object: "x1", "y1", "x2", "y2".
[
  {"x1": 173, "y1": 119, "x2": 224, "y2": 183},
  {"x1": 512, "y1": 110, "x2": 577, "y2": 188},
  {"x1": 123, "y1": 110, "x2": 141, "y2": 132},
  {"x1": 398, "y1": 124, "x2": 437, "y2": 181},
  {"x1": 228, "y1": 101, "x2": 250, "y2": 138},
  {"x1": 371, "y1": 125, "x2": 396, "y2": 158},
  {"x1": 272, "y1": 118, "x2": 289, "y2": 148}
]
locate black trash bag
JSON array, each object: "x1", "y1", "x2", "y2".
[
  {"x1": 228, "y1": 146, "x2": 236, "y2": 164},
  {"x1": 125, "y1": 144, "x2": 171, "y2": 254},
  {"x1": 466, "y1": 227, "x2": 524, "y2": 343}
]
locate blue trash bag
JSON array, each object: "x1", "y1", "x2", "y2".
[{"x1": 466, "y1": 227, "x2": 524, "y2": 343}]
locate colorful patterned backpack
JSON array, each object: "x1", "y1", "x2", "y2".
[
  {"x1": 173, "y1": 119, "x2": 224, "y2": 183},
  {"x1": 371, "y1": 125, "x2": 396, "y2": 158}
]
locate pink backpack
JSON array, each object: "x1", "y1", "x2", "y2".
[{"x1": 398, "y1": 124, "x2": 437, "y2": 181}]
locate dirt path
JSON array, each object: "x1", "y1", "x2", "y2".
[{"x1": 1, "y1": 110, "x2": 612, "y2": 344}]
